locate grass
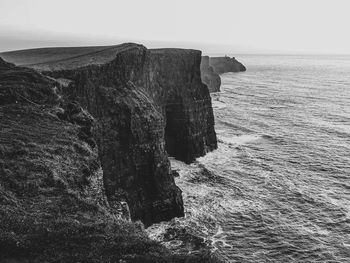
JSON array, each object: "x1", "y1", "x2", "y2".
[{"x1": 0, "y1": 43, "x2": 143, "y2": 71}]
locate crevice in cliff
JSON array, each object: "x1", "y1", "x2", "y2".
[{"x1": 164, "y1": 103, "x2": 187, "y2": 160}]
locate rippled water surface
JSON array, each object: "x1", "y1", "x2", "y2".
[{"x1": 148, "y1": 55, "x2": 350, "y2": 262}]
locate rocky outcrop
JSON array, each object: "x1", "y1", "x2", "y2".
[
  {"x1": 200, "y1": 56, "x2": 221, "y2": 92},
  {"x1": 208, "y1": 56, "x2": 246, "y2": 74},
  {"x1": 200, "y1": 56, "x2": 246, "y2": 92},
  {"x1": 43, "y1": 44, "x2": 185, "y2": 226},
  {"x1": 0, "y1": 53, "x2": 221, "y2": 262},
  {"x1": 149, "y1": 49, "x2": 217, "y2": 163}
]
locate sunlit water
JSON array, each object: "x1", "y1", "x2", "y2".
[{"x1": 148, "y1": 55, "x2": 350, "y2": 262}]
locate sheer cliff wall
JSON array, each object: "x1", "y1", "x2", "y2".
[{"x1": 27, "y1": 44, "x2": 218, "y2": 226}]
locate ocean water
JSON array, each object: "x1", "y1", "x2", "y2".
[{"x1": 148, "y1": 55, "x2": 350, "y2": 262}]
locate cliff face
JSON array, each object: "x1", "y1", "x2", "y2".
[
  {"x1": 200, "y1": 56, "x2": 246, "y2": 92},
  {"x1": 200, "y1": 56, "x2": 221, "y2": 92},
  {"x1": 208, "y1": 56, "x2": 246, "y2": 74},
  {"x1": 45, "y1": 45, "x2": 185, "y2": 226},
  {"x1": 0, "y1": 49, "x2": 221, "y2": 262},
  {"x1": 0, "y1": 59, "x2": 151, "y2": 261},
  {"x1": 149, "y1": 49, "x2": 217, "y2": 163},
  {"x1": 38, "y1": 44, "x2": 217, "y2": 226}
]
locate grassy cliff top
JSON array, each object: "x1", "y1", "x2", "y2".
[{"x1": 0, "y1": 43, "x2": 144, "y2": 71}]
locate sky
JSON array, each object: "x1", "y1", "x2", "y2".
[{"x1": 0, "y1": 0, "x2": 350, "y2": 54}]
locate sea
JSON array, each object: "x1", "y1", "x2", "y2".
[{"x1": 147, "y1": 55, "x2": 350, "y2": 262}]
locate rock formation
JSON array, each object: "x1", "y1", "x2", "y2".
[
  {"x1": 43, "y1": 44, "x2": 186, "y2": 226},
  {"x1": 200, "y1": 56, "x2": 221, "y2": 92},
  {"x1": 0, "y1": 44, "x2": 222, "y2": 262},
  {"x1": 149, "y1": 49, "x2": 217, "y2": 163},
  {"x1": 38, "y1": 44, "x2": 217, "y2": 226},
  {"x1": 208, "y1": 56, "x2": 246, "y2": 74},
  {"x1": 1, "y1": 44, "x2": 218, "y2": 221},
  {"x1": 200, "y1": 55, "x2": 246, "y2": 92}
]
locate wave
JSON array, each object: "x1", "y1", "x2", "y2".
[
  {"x1": 161, "y1": 55, "x2": 350, "y2": 262},
  {"x1": 216, "y1": 119, "x2": 255, "y2": 133}
]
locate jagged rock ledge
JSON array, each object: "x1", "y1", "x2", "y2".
[
  {"x1": 0, "y1": 43, "x2": 221, "y2": 262},
  {"x1": 200, "y1": 55, "x2": 246, "y2": 92}
]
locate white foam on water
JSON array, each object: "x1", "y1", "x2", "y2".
[
  {"x1": 219, "y1": 134, "x2": 262, "y2": 146},
  {"x1": 208, "y1": 226, "x2": 233, "y2": 251},
  {"x1": 212, "y1": 100, "x2": 227, "y2": 109}
]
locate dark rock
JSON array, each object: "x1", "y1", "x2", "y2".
[
  {"x1": 208, "y1": 56, "x2": 246, "y2": 74},
  {"x1": 149, "y1": 49, "x2": 217, "y2": 164},
  {"x1": 171, "y1": 170, "x2": 180, "y2": 177},
  {"x1": 200, "y1": 56, "x2": 221, "y2": 92},
  {"x1": 41, "y1": 45, "x2": 217, "y2": 226}
]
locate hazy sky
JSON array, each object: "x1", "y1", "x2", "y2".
[{"x1": 1, "y1": 0, "x2": 349, "y2": 54}]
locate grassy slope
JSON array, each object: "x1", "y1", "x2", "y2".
[
  {"x1": 0, "y1": 43, "x2": 142, "y2": 71},
  {"x1": 0, "y1": 104, "x2": 178, "y2": 262}
]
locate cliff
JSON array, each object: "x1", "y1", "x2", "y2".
[
  {"x1": 38, "y1": 44, "x2": 217, "y2": 226},
  {"x1": 0, "y1": 58, "x2": 162, "y2": 262},
  {"x1": 208, "y1": 56, "x2": 246, "y2": 74},
  {"x1": 200, "y1": 56, "x2": 246, "y2": 92},
  {"x1": 200, "y1": 56, "x2": 221, "y2": 92},
  {"x1": 149, "y1": 49, "x2": 217, "y2": 163},
  {"x1": 41, "y1": 44, "x2": 185, "y2": 226},
  {"x1": 0, "y1": 43, "x2": 220, "y2": 261}
]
